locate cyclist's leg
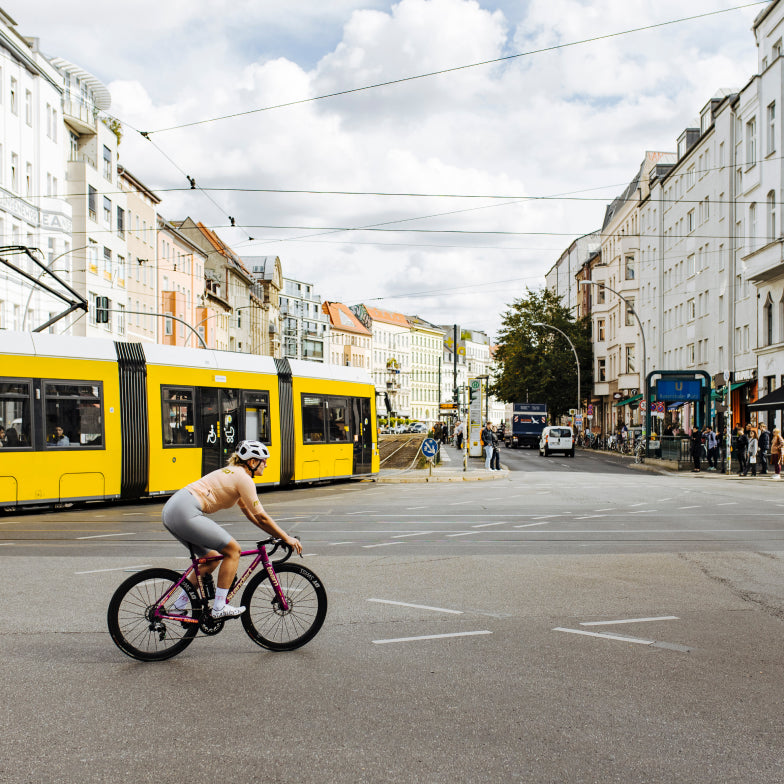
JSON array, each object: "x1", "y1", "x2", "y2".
[{"x1": 216, "y1": 539, "x2": 241, "y2": 589}]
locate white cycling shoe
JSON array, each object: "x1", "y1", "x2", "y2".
[{"x1": 211, "y1": 603, "x2": 246, "y2": 619}]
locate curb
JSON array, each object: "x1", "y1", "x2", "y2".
[{"x1": 375, "y1": 468, "x2": 510, "y2": 484}]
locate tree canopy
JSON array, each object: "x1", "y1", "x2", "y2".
[{"x1": 492, "y1": 288, "x2": 593, "y2": 422}]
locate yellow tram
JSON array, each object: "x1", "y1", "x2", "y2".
[{"x1": 0, "y1": 332, "x2": 378, "y2": 508}]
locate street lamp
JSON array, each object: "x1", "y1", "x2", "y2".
[
  {"x1": 579, "y1": 279, "x2": 648, "y2": 447},
  {"x1": 532, "y1": 322, "x2": 580, "y2": 426}
]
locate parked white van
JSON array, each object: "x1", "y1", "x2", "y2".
[{"x1": 539, "y1": 426, "x2": 575, "y2": 458}]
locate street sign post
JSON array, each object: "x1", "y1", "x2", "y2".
[{"x1": 422, "y1": 437, "x2": 440, "y2": 476}]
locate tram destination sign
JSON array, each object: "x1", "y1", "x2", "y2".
[{"x1": 656, "y1": 378, "x2": 702, "y2": 402}]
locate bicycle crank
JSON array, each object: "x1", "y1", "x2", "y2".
[{"x1": 198, "y1": 614, "x2": 225, "y2": 635}]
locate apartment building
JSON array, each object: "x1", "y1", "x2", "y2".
[
  {"x1": 407, "y1": 315, "x2": 444, "y2": 423},
  {"x1": 157, "y1": 217, "x2": 207, "y2": 348},
  {"x1": 245, "y1": 256, "x2": 283, "y2": 358},
  {"x1": 545, "y1": 231, "x2": 600, "y2": 319},
  {"x1": 352, "y1": 304, "x2": 412, "y2": 417},
  {"x1": 279, "y1": 277, "x2": 330, "y2": 363},
  {"x1": 322, "y1": 300, "x2": 371, "y2": 369},
  {"x1": 0, "y1": 15, "x2": 72, "y2": 333},
  {"x1": 118, "y1": 166, "x2": 159, "y2": 344}
]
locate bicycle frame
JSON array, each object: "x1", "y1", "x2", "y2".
[{"x1": 154, "y1": 542, "x2": 289, "y2": 624}]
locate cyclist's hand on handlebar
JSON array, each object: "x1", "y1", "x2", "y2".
[{"x1": 283, "y1": 534, "x2": 302, "y2": 556}]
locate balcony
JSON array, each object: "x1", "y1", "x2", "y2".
[
  {"x1": 744, "y1": 239, "x2": 784, "y2": 284},
  {"x1": 63, "y1": 99, "x2": 98, "y2": 136}
]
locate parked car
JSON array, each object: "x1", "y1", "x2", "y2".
[
  {"x1": 539, "y1": 426, "x2": 575, "y2": 457},
  {"x1": 409, "y1": 423, "x2": 428, "y2": 433}
]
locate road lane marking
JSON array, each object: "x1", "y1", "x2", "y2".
[
  {"x1": 678, "y1": 506, "x2": 701, "y2": 510},
  {"x1": 553, "y1": 627, "x2": 691, "y2": 652},
  {"x1": 449, "y1": 501, "x2": 473, "y2": 506},
  {"x1": 362, "y1": 542, "x2": 403, "y2": 549},
  {"x1": 594, "y1": 508, "x2": 613, "y2": 512},
  {"x1": 75, "y1": 564, "x2": 152, "y2": 574},
  {"x1": 122, "y1": 512, "x2": 147, "y2": 516},
  {"x1": 446, "y1": 531, "x2": 477, "y2": 537},
  {"x1": 76, "y1": 532, "x2": 136, "y2": 540},
  {"x1": 513, "y1": 522, "x2": 551, "y2": 528},
  {"x1": 373, "y1": 631, "x2": 492, "y2": 645},
  {"x1": 368, "y1": 599, "x2": 463, "y2": 614},
  {"x1": 329, "y1": 541, "x2": 354, "y2": 546},
  {"x1": 629, "y1": 503, "x2": 647, "y2": 507},
  {"x1": 391, "y1": 531, "x2": 433, "y2": 538},
  {"x1": 406, "y1": 506, "x2": 428, "y2": 510},
  {"x1": 471, "y1": 522, "x2": 506, "y2": 528},
  {"x1": 580, "y1": 616, "x2": 679, "y2": 626},
  {"x1": 716, "y1": 502, "x2": 736, "y2": 506},
  {"x1": 0, "y1": 542, "x2": 14, "y2": 546}
]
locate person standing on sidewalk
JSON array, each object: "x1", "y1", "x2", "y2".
[
  {"x1": 482, "y1": 421, "x2": 494, "y2": 470},
  {"x1": 455, "y1": 420, "x2": 464, "y2": 450},
  {"x1": 704, "y1": 426, "x2": 719, "y2": 471},
  {"x1": 690, "y1": 426, "x2": 703, "y2": 472},
  {"x1": 770, "y1": 428, "x2": 784, "y2": 478},
  {"x1": 490, "y1": 424, "x2": 501, "y2": 470},
  {"x1": 745, "y1": 428, "x2": 759, "y2": 477},
  {"x1": 735, "y1": 427, "x2": 749, "y2": 476},
  {"x1": 758, "y1": 422, "x2": 771, "y2": 475}
]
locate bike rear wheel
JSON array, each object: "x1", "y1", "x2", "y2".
[
  {"x1": 107, "y1": 568, "x2": 199, "y2": 661},
  {"x1": 241, "y1": 563, "x2": 327, "y2": 651}
]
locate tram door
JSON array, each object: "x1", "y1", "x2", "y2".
[
  {"x1": 200, "y1": 387, "x2": 240, "y2": 475},
  {"x1": 351, "y1": 397, "x2": 373, "y2": 474}
]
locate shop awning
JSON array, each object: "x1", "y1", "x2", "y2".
[
  {"x1": 747, "y1": 386, "x2": 784, "y2": 410},
  {"x1": 613, "y1": 393, "x2": 643, "y2": 408}
]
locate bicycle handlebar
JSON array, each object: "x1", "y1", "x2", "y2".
[{"x1": 255, "y1": 536, "x2": 300, "y2": 565}]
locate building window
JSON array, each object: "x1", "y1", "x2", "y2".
[
  {"x1": 764, "y1": 296, "x2": 774, "y2": 346},
  {"x1": 88, "y1": 186, "x2": 97, "y2": 220},
  {"x1": 597, "y1": 319, "x2": 605, "y2": 341},
  {"x1": 768, "y1": 102, "x2": 776, "y2": 155},
  {"x1": 116, "y1": 207, "x2": 124, "y2": 237},
  {"x1": 10, "y1": 153, "x2": 18, "y2": 192},
  {"x1": 749, "y1": 202, "x2": 757, "y2": 251},
  {"x1": 597, "y1": 358, "x2": 606, "y2": 382},
  {"x1": 625, "y1": 346, "x2": 635, "y2": 374},
  {"x1": 25, "y1": 89, "x2": 32, "y2": 125},
  {"x1": 768, "y1": 190, "x2": 777, "y2": 241},
  {"x1": 687, "y1": 210, "x2": 695, "y2": 233},
  {"x1": 624, "y1": 255, "x2": 635, "y2": 280},
  {"x1": 747, "y1": 117, "x2": 757, "y2": 167},
  {"x1": 103, "y1": 145, "x2": 112, "y2": 181},
  {"x1": 10, "y1": 77, "x2": 16, "y2": 114},
  {"x1": 625, "y1": 298, "x2": 635, "y2": 327},
  {"x1": 103, "y1": 196, "x2": 111, "y2": 228},
  {"x1": 25, "y1": 162, "x2": 32, "y2": 198}
]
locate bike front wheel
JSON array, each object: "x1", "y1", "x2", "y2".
[
  {"x1": 107, "y1": 568, "x2": 200, "y2": 661},
  {"x1": 241, "y1": 563, "x2": 327, "y2": 651}
]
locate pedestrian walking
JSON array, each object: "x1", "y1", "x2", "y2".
[
  {"x1": 735, "y1": 427, "x2": 749, "y2": 476},
  {"x1": 758, "y1": 422, "x2": 771, "y2": 475},
  {"x1": 770, "y1": 428, "x2": 784, "y2": 478},
  {"x1": 455, "y1": 420, "x2": 464, "y2": 450},
  {"x1": 704, "y1": 426, "x2": 719, "y2": 471},
  {"x1": 690, "y1": 427, "x2": 703, "y2": 472},
  {"x1": 745, "y1": 428, "x2": 759, "y2": 477},
  {"x1": 482, "y1": 421, "x2": 494, "y2": 470},
  {"x1": 490, "y1": 424, "x2": 501, "y2": 470}
]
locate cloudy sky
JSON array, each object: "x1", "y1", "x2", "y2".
[{"x1": 17, "y1": 0, "x2": 765, "y2": 337}]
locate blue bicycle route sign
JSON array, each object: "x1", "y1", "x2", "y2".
[{"x1": 422, "y1": 438, "x2": 439, "y2": 458}]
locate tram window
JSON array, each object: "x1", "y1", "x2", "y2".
[
  {"x1": 44, "y1": 382, "x2": 103, "y2": 448},
  {"x1": 243, "y1": 391, "x2": 270, "y2": 444},
  {"x1": 162, "y1": 387, "x2": 195, "y2": 446},
  {"x1": 302, "y1": 395, "x2": 326, "y2": 443},
  {"x1": 327, "y1": 398, "x2": 350, "y2": 442},
  {"x1": 0, "y1": 379, "x2": 32, "y2": 449}
]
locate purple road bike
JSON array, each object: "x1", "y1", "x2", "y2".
[{"x1": 107, "y1": 537, "x2": 327, "y2": 661}]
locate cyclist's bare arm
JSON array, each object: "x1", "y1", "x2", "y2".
[{"x1": 238, "y1": 500, "x2": 302, "y2": 554}]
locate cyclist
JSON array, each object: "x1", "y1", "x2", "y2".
[{"x1": 163, "y1": 440, "x2": 302, "y2": 619}]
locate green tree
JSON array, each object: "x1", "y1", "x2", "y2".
[{"x1": 492, "y1": 288, "x2": 592, "y2": 422}]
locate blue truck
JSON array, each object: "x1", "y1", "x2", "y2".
[{"x1": 504, "y1": 403, "x2": 548, "y2": 448}]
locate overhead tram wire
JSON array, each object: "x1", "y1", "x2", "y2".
[{"x1": 141, "y1": 2, "x2": 768, "y2": 136}]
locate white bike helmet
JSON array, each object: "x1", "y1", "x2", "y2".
[{"x1": 236, "y1": 440, "x2": 270, "y2": 461}]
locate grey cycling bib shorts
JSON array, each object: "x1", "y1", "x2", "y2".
[{"x1": 162, "y1": 488, "x2": 233, "y2": 557}]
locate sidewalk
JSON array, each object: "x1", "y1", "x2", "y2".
[{"x1": 376, "y1": 441, "x2": 510, "y2": 483}]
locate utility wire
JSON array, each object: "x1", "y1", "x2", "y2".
[{"x1": 142, "y1": 2, "x2": 767, "y2": 135}]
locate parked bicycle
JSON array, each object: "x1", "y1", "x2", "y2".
[
  {"x1": 634, "y1": 437, "x2": 646, "y2": 464},
  {"x1": 107, "y1": 537, "x2": 327, "y2": 661}
]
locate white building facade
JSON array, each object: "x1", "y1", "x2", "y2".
[
  {"x1": 280, "y1": 277, "x2": 330, "y2": 362},
  {"x1": 407, "y1": 316, "x2": 444, "y2": 423},
  {"x1": 0, "y1": 15, "x2": 72, "y2": 333}
]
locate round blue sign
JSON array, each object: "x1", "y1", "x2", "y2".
[{"x1": 422, "y1": 438, "x2": 439, "y2": 458}]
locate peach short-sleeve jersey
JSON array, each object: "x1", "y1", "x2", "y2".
[{"x1": 187, "y1": 466, "x2": 261, "y2": 520}]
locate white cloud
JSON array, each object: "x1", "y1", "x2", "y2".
[{"x1": 18, "y1": 0, "x2": 763, "y2": 336}]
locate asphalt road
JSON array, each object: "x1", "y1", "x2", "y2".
[{"x1": 2, "y1": 450, "x2": 784, "y2": 783}]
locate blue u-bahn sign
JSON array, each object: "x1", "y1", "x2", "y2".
[{"x1": 656, "y1": 378, "x2": 702, "y2": 402}]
